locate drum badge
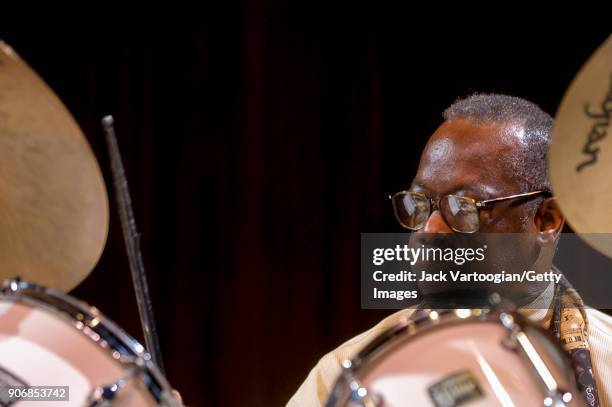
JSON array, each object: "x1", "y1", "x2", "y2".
[{"x1": 428, "y1": 370, "x2": 484, "y2": 407}]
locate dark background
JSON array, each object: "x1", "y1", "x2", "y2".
[{"x1": 2, "y1": 12, "x2": 610, "y2": 406}]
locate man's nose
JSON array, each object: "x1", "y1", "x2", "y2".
[{"x1": 421, "y1": 210, "x2": 453, "y2": 233}]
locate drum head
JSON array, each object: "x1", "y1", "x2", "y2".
[
  {"x1": 0, "y1": 280, "x2": 175, "y2": 406},
  {"x1": 327, "y1": 309, "x2": 581, "y2": 407}
]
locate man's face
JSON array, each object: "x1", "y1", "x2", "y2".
[
  {"x1": 411, "y1": 118, "x2": 537, "y2": 233},
  {"x1": 409, "y1": 118, "x2": 546, "y2": 303}
]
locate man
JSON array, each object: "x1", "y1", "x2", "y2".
[{"x1": 288, "y1": 94, "x2": 612, "y2": 406}]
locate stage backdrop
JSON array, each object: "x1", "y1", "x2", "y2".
[{"x1": 2, "y1": 10, "x2": 609, "y2": 406}]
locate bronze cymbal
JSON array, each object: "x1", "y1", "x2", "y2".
[
  {"x1": 0, "y1": 41, "x2": 108, "y2": 291},
  {"x1": 550, "y1": 35, "x2": 612, "y2": 257}
]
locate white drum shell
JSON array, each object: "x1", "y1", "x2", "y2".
[
  {"x1": 327, "y1": 310, "x2": 584, "y2": 407},
  {"x1": 0, "y1": 281, "x2": 173, "y2": 406}
]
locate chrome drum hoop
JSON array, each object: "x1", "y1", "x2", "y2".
[
  {"x1": 0, "y1": 278, "x2": 175, "y2": 406},
  {"x1": 325, "y1": 308, "x2": 582, "y2": 407}
]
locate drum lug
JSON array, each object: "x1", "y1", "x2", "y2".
[
  {"x1": 337, "y1": 363, "x2": 381, "y2": 407},
  {"x1": 501, "y1": 335, "x2": 519, "y2": 351},
  {"x1": 499, "y1": 312, "x2": 520, "y2": 350},
  {"x1": 87, "y1": 357, "x2": 146, "y2": 406},
  {"x1": 1, "y1": 277, "x2": 25, "y2": 294},
  {"x1": 543, "y1": 390, "x2": 575, "y2": 406},
  {"x1": 347, "y1": 379, "x2": 381, "y2": 407},
  {"x1": 505, "y1": 323, "x2": 575, "y2": 407}
]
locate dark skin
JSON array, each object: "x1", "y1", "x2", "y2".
[{"x1": 410, "y1": 118, "x2": 565, "y2": 304}]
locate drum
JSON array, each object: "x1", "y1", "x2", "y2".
[
  {"x1": 0, "y1": 278, "x2": 180, "y2": 406},
  {"x1": 325, "y1": 308, "x2": 584, "y2": 407}
]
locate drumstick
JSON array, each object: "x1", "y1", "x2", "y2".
[{"x1": 102, "y1": 115, "x2": 165, "y2": 374}]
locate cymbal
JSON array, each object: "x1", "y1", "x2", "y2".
[
  {"x1": 0, "y1": 41, "x2": 108, "y2": 291},
  {"x1": 550, "y1": 35, "x2": 612, "y2": 257}
]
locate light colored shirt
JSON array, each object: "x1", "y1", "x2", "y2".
[{"x1": 287, "y1": 306, "x2": 612, "y2": 406}]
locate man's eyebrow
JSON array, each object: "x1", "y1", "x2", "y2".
[
  {"x1": 409, "y1": 181, "x2": 485, "y2": 197},
  {"x1": 453, "y1": 184, "x2": 480, "y2": 195}
]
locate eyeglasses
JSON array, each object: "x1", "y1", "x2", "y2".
[{"x1": 389, "y1": 190, "x2": 549, "y2": 233}]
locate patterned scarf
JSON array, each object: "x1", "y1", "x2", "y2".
[{"x1": 551, "y1": 273, "x2": 600, "y2": 407}]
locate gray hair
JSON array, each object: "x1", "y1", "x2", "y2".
[{"x1": 443, "y1": 93, "x2": 553, "y2": 194}]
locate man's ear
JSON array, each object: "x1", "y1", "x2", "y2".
[{"x1": 534, "y1": 197, "x2": 565, "y2": 241}]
